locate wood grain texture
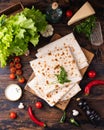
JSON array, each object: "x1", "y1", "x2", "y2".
[{"x1": 0, "y1": 0, "x2": 104, "y2": 130}]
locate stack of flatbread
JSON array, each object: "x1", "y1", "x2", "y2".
[{"x1": 28, "y1": 33, "x2": 89, "y2": 107}]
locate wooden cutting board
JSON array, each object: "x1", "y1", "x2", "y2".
[{"x1": 25, "y1": 34, "x2": 94, "y2": 110}]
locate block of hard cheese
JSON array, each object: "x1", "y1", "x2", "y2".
[{"x1": 67, "y1": 1, "x2": 95, "y2": 26}]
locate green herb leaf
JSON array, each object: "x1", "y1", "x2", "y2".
[
  {"x1": 55, "y1": 66, "x2": 71, "y2": 84},
  {"x1": 74, "y1": 15, "x2": 96, "y2": 39}
]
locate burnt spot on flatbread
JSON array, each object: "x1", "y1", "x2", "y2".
[
  {"x1": 59, "y1": 48, "x2": 62, "y2": 50},
  {"x1": 64, "y1": 62, "x2": 67, "y2": 65},
  {"x1": 55, "y1": 58, "x2": 58, "y2": 61},
  {"x1": 72, "y1": 60, "x2": 76, "y2": 64},
  {"x1": 55, "y1": 84, "x2": 59, "y2": 89},
  {"x1": 46, "y1": 93, "x2": 52, "y2": 98},
  {"x1": 66, "y1": 84, "x2": 70, "y2": 88},
  {"x1": 54, "y1": 64, "x2": 60, "y2": 70},
  {"x1": 68, "y1": 55, "x2": 72, "y2": 58},
  {"x1": 42, "y1": 72, "x2": 45, "y2": 76},
  {"x1": 38, "y1": 70, "x2": 40, "y2": 73},
  {"x1": 48, "y1": 52, "x2": 52, "y2": 56},
  {"x1": 70, "y1": 46, "x2": 75, "y2": 52},
  {"x1": 52, "y1": 101, "x2": 56, "y2": 104},
  {"x1": 47, "y1": 67, "x2": 50, "y2": 70},
  {"x1": 56, "y1": 48, "x2": 60, "y2": 51},
  {"x1": 38, "y1": 61, "x2": 41, "y2": 65},
  {"x1": 38, "y1": 87, "x2": 43, "y2": 92},
  {"x1": 43, "y1": 62, "x2": 47, "y2": 68},
  {"x1": 70, "y1": 67, "x2": 74, "y2": 71},
  {"x1": 46, "y1": 80, "x2": 49, "y2": 84},
  {"x1": 54, "y1": 90, "x2": 58, "y2": 94},
  {"x1": 61, "y1": 52, "x2": 65, "y2": 56}
]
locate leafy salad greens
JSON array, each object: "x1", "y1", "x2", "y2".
[{"x1": 0, "y1": 7, "x2": 47, "y2": 67}]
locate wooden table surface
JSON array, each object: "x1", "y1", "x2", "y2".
[{"x1": 0, "y1": 0, "x2": 104, "y2": 130}]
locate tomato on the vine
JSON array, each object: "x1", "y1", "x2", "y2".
[
  {"x1": 16, "y1": 69, "x2": 22, "y2": 76},
  {"x1": 14, "y1": 56, "x2": 20, "y2": 63},
  {"x1": 10, "y1": 112, "x2": 17, "y2": 119},
  {"x1": 10, "y1": 67, "x2": 16, "y2": 74},
  {"x1": 88, "y1": 70, "x2": 96, "y2": 78},
  {"x1": 15, "y1": 63, "x2": 22, "y2": 69},
  {"x1": 9, "y1": 73, "x2": 16, "y2": 79},
  {"x1": 18, "y1": 76, "x2": 25, "y2": 83},
  {"x1": 35, "y1": 101, "x2": 43, "y2": 109},
  {"x1": 10, "y1": 61, "x2": 15, "y2": 68}
]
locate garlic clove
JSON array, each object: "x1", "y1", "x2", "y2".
[
  {"x1": 18, "y1": 102, "x2": 24, "y2": 109},
  {"x1": 72, "y1": 109, "x2": 79, "y2": 116}
]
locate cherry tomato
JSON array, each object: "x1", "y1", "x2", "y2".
[
  {"x1": 35, "y1": 101, "x2": 43, "y2": 109},
  {"x1": 9, "y1": 73, "x2": 16, "y2": 79},
  {"x1": 15, "y1": 63, "x2": 22, "y2": 69},
  {"x1": 10, "y1": 67, "x2": 16, "y2": 74},
  {"x1": 10, "y1": 112, "x2": 17, "y2": 119},
  {"x1": 18, "y1": 76, "x2": 25, "y2": 83},
  {"x1": 88, "y1": 70, "x2": 96, "y2": 78},
  {"x1": 16, "y1": 69, "x2": 22, "y2": 76},
  {"x1": 14, "y1": 56, "x2": 20, "y2": 63},
  {"x1": 10, "y1": 61, "x2": 15, "y2": 68},
  {"x1": 66, "y1": 10, "x2": 73, "y2": 17}
]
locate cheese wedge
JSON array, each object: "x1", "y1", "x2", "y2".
[{"x1": 67, "y1": 1, "x2": 95, "y2": 26}]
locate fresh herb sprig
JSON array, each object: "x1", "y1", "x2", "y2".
[
  {"x1": 74, "y1": 15, "x2": 96, "y2": 39},
  {"x1": 55, "y1": 66, "x2": 70, "y2": 84}
]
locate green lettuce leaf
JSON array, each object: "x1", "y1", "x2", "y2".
[{"x1": 0, "y1": 7, "x2": 47, "y2": 67}]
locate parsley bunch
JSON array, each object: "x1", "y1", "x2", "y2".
[
  {"x1": 55, "y1": 66, "x2": 70, "y2": 84},
  {"x1": 74, "y1": 15, "x2": 96, "y2": 39}
]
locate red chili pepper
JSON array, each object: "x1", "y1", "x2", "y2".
[
  {"x1": 84, "y1": 80, "x2": 104, "y2": 95},
  {"x1": 28, "y1": 106, "x2": 46, "y2": 127}
]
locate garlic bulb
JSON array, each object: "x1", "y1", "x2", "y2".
[{"x1": 40, "y1": 24, "x2": 54, "y2": 37}]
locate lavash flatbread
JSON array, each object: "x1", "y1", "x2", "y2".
[
  {"x1": 29, "y1": 46, "x2": 82, "y2": 106},
  {"x1": 28, "y1": 77, "x2": 76, "y2": 106},
  {"x1": 60, "y1": 83, "x2": 81, "y2": 101},
  {"x1": 36, "y1": 33, "x2": 88, "y2": 69},
  {"x1": 30, "y1": 46, "x2": 82, "y2": 94}
]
